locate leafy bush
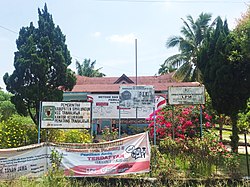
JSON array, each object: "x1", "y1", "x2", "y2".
[
  {"x1": 154, "y1": 132, "x2": 241, "y2": 178},
  {"x1": 147, "y1": 105, "x2": 214, "y2": 140},
  {"x1": 101, "y1": 126, "x2": 118, "y2": 141},
  {"x1": 44, "y1": 129, "x2": 92, "y2": 143},
  {"x1": 0, "y1": 115, "x2": 37, "y2": 148},
  {"x1": 237, "y1": 98, "x2": 250, "y2": 132}
]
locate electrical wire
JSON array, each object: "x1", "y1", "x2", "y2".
[{"x1": 96, "y1": 0, "x2": 249, "y2": 4}]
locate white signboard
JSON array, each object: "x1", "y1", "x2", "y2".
[
  {"x1": 91, "y1": 94, "x2": 153, "y2": 119},
  {"x1": 119, "y1": 86, "x2": 155, "y2": 108},
  {"x1": 168, "y1": 86, "x2": 205, "y2": 105},
  {"x1": 41, "y1": 102, "x2": 91, "y2": 128}
]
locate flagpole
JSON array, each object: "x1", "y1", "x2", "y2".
[{"x1": 135, "y1": 39, "x2": 138, "y2": 126}]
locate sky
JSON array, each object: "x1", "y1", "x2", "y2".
[{"x1": 0, "y1": 0, "x2": 249, "y2": 90}]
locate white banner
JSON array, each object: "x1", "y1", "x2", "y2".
[
  {"x1": 0, "y1": 133, "x2": 150, "y2": 179},
  {"x1": 0, "y1": 143, "x2": 48, "y2": 180},
  {"x1": 119, "y1": 86, "x2": 155, "y2": 108},
  {"x1": 168, "y1": 86, "x2": 205, "y2": 105},
  {"x1": 91, "y1": 94, "x2": 154, "y2": 119},
  {"x1": 53, "y1": 132, "x2": 150, "y2": 176},
  {"x1": 41, "y1": 102, "x2": 91, "y2": 129}
]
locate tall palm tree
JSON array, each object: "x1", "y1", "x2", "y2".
[
  {"x1": 159, "y1": 13, "x2": 215, "y2": 82},
  {"x1": 76, "y1": 59, "x2": 106, "y2": 77}
]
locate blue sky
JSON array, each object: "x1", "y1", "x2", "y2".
[{"x1": 0, "y1": 0, "x2": 249, "y2": 90}]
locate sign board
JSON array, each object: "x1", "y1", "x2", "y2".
[
  {"x1": 41, "y1": 102, "x2": 91, "y2": 129},
  {"x1": 168, "y1": 86, "x2": 205, "y2": 105},
  {"x1": 91, "y1": 94, "x2": 157, "y2": 119},
  {"x1": 119, "y1": 86, "x2": 155, "y2": 108}
]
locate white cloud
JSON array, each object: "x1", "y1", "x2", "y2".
[
  {"x1": 106, "y1": 33, "x2": 136, "y2": 44},
  {"x1": 91, "y1": 32, "x2": 101, "y2": 38}
]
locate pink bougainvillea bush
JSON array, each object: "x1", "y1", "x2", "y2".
[
  {"x1": 148, "y1": 105, "x2": 241, "y2": 178},
  {"x1": 147, "y1": 105, "x2": 214, "y2": 140}
]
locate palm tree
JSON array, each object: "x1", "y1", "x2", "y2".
[
  {"x1": 159, "y1": 13, "x2": 215, "y2": 82},
  {"x1": 76, "y1": 59, "x2": 105, "y2": 77}
]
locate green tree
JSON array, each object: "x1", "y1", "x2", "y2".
[
  {"x1": 76, "y1": 58, "x2": 105, "y2": 77},
  {"x1": 197, "y1": 16, "x2": 250, "y2": 152},
  {"x1": 160, "y1": 13, "x2": 215, "y2": 82},
  {"x1": 0, "y1": 90, "x2": 17, "y2": 121},
  {"x1": 3, "y1": 4, "x2": 76, "y2": 126}
]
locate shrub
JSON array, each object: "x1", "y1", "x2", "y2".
[
  {"x1": 0, "y1": 115, "x2": 37, "y2": 148},
  {"x1": 147, "y1": 105, "x2": 214, "y2": 140},
  {"x1": 45, "y1": 129, "x2": 92, "y2": 143}
]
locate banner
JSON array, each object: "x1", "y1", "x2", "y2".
[
  {"x1": 52, "y1": 132, "x2": 150, "y2": 176},
  {"x1": 0, "y1": 132, "x2": 150, "y2": 179},
  {"x1": 0, "y1": 143, "x2": 48, "y2": 180},
  {"x1": 41, "y1": 102, "x2": 91, "y2": 128}
]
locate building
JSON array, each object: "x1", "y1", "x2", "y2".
[{"x1": 63, "y1": 73, "x2": 201, "y2": 136}]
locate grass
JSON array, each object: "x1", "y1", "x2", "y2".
[{"x1": 1, "y1": 126, "x2": 250, "y2": 186}]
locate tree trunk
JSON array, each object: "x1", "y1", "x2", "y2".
[
  {"x1": 230, "y1": 114, "x2": 239, "y2": 153},
  {"x1": 219, "y1": 122, "x2": 223, "y2": 142}
]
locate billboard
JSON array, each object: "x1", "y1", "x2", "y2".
[
  {"x1": 91, "y1": 93, "x2": 164, "y2": 119},
  {"x1": 41, "y1": 102, "x2": 91, "y2": 129},
  {"x1": 168, "y1": 86, "x2": 205, "y2": 105},
  {"x1": 119, "y1": 86, "x2": 155, "y2": 108}
]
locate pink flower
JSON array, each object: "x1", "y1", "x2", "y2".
[
  {"x1": 178, "y1": 134, "x2": 185, "y2": 139},
  {"x1": 205, "y1": 122, "x2": 211, "y2": 128},
  {"x1": 185, "y1": 120, "x2": 193, "y2": 127},
  {"x1": 165, "y1": 122, "x2": 172, "y2": 128},
  {"x1": 205, "y1": 113, "x2": 212, "y2": 121}
]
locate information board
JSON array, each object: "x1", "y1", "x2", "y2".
[
  {"x1": 91, "y1": 94, "x2": 156, "y2": 119},
  {"x1": 119, "y1": 86, "x2": 155, "y2": 108},
  {"x1": 168, "y1": 86, "x2": 205, "y2": 105},
  {"x1": 41, "y1": 102, "x2": 91, "y2": 128}
]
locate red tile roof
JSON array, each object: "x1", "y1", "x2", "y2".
[{"x1": 72, "y1": 73, "x2": 201, "y2": 93}]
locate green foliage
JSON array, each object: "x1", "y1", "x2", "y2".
[
  {"x1": 50, "y1": 148, "x2": 63, "y2": 171},
  {"x1": 44, "y1": 129, "x2": 92, "y2": 143},
  {"x1": 3, "y1": 4, "x2": 76, "y2": 126},
  {"x1": 237, "y1": 98, "x2": 250, "y2": 132},
  {"x1": 197, "y1": 15, "x2": 250, "y2": 152},
  {"x1": 154, "y1": 132, "x2": 241, "y2": 179},
  {"x1": 0, "y1": 115, "x2": 37, "y2": 148},
  {"x1": 101, "y1": 126, "x2": 118, "y2": 141},
  {"x1": 160, "y1": 12, "x2": 214, "y2": 82},
  {"x1": 62, "y1": 129, "x2": 92, "y2": 143},
  {"x1": 76, "y1": 58, "x2": 106, "y2": 77},
  {"x1": 0, "y1": 90, "x2": 17, "y2": 121}
]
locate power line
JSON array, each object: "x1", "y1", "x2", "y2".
[
  {"x1": 97, "y1": 0, "x2": 249, "y2": 3},
  {"x1": 0, "y1": 24, "x2": 133, "y2": 74},
  {"x1": 0, "y1": 25, "x2": 18, "y2": 34}
]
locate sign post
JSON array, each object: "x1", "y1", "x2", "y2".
[
  {"x1": 41, "y1": 102, "x2": 91, "y2": 129},
  {"x1": 168, "y1": 86, "x2": 205, "y2": 138},
  {"x1": 119, "y1": 86, "x2": 155, "y2": 142}
]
